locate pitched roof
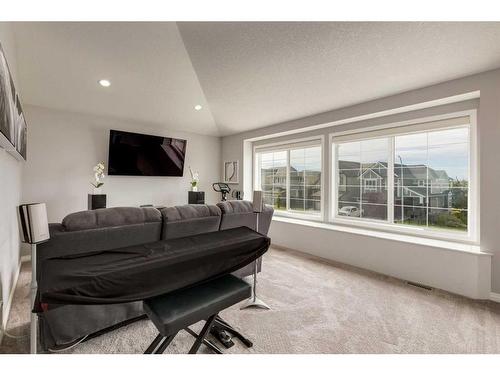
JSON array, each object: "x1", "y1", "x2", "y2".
[{"x1": 338, "y1": 161, "x2": 450, "y2": 181}]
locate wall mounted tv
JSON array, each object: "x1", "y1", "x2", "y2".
[{"x1": 108, "y1": 129, "x2": 187, "y2": 176}]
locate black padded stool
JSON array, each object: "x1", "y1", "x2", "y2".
[{"x1": 143, "y1": 274, "x2": 252, "y2": 354}]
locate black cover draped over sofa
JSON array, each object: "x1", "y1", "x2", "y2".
[{"x1": 36, "y1": 203, "x2": 274, "y2": 349}]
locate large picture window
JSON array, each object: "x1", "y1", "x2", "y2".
[
  {"x1": 337, "y1": 138, "x2": 389, "y2": 221},
  {"x1": 332, "y1": 115, "x2": 474, "y2": 240},
  {"x1": 256, "y1": 140, "x2": 322, "y2": 217}
]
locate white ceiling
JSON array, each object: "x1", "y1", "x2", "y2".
[
  {"x1": 12, "y1": 22, "x2": 500, "y2": 137},
  {"x1": 13, "y1": 22, "x2": 219, "y2": 135}
]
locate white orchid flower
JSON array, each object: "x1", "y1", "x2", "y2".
[{"x1": 91, "y1": 162, "x2": 106, "y2": 188}]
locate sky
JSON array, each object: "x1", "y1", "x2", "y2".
[{"x1": 337, "y1": 127, "x2": 469, "y2": 180}]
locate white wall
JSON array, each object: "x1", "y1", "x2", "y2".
[
  {"x1": 222, "y1": 68, "x2": 500, "y2": 299},
  {"x1": 0, "y1": 23, "x2": 23, "y2": 328},
  {"x1": 22, "y1": 105, "x2": 221, "y2": 223},
  {"x1": 270, "y1": 219, "x2": 491, "y2": 299}
]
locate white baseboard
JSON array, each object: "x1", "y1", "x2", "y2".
[
  {"x1": 0, "y1": 259, "x2": 24, "y2": 345},
  {"x1": 20, "y1": 254, "x2": 31, "y2": 264},
  {"x1": 490, "y1": 292, "x2": 500, "y2": 303}
]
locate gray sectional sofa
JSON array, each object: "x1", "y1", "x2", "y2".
[{"x1": 37, "y1": 201, "x2": 274, "y2": 350}]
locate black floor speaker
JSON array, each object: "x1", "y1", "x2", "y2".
[
  {"x1": 188, "y1": 191, "x2": 205, "y2": 204},
  {"x1": 88, "y1": 194, "x2": 107, "y2": 210}
]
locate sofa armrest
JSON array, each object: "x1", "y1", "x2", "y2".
[
  {"x1": 259, "y1": 205, "x2": 274, "y2": 236},
  {"x1": 217, "y1": 200, "x2": 274, "y2": 235}
]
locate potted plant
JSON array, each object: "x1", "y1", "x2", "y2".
[
  {"x1": 91, "y1": 162, "x2": 106, "y2": 194},
  {"x1": 189, "y1": 166, "x2": 199, "y2": 192}
]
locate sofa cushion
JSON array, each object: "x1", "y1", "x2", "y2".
[
  {"x1": 217, "y1": 200, "x2": 253, "y2": 214},
  {"x1": 162, "y1": 204, "x2": 221, "y2": 221},
  {"x1": 160, "y1": 205, "x2": 222, "y2": 240},
  {"x1": 62, "y1": 207, "x2": 161, "y2": 231}
]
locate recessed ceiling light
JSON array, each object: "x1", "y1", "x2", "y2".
[
  {"x1": 98, "y1": 79, "x2": 111, "y2": 87},
  {"x1": 194, "y1": 105, "x2": 202, "y2": 111}
]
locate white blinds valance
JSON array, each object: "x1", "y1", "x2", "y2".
[
  {"x1": 254, "y1": 138, "x2": 322, "y2": 153},
  {"x1": 332, "y1": 115, "x2": 470, "y2": 143}
]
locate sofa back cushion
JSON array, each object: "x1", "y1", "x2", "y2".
[
  {"x1": 62, "y1": 207, "x2": 161, "y2": 231},
  {"x1": 160, "y1": 204, "x2": 221, "y2": 240},
  {"x1": 217, "y1": 200, "x2": 274, "y2": 235},
  {"x1": 37, "y1": 207, "x2": 163, "y2": 265}
]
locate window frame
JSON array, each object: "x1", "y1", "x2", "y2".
[
  {"x1": 329, "y1": 110, "x2": 479, "y2": 244},
  {"x1": 254, "y1": 135, "x2": 325, "y2": 221}
]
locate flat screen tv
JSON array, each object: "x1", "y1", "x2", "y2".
[{"x1": 108, "y1": 129, "x2": 187, "y2": 176}]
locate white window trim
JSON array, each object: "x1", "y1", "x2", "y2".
[
  {"x1": 329, "y1": 109, "x2": 479, "y2": 245},
  {"x1": 254, "y1": 135, "x2": 325, "y2": 221}
]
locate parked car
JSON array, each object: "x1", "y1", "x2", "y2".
[{"x1": 338, "y1": 206, "x2": 362, "y2": 217}]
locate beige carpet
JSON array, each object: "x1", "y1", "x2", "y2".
[{"x1": 2, "y1": 247, "x2": 500, "y2": 354}]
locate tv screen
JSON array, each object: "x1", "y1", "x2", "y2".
[{"x1": 108, "y1": 129, "x2": 187, "y2": 176}]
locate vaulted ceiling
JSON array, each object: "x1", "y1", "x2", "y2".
[{"x1": 12, "y1": 22, "x2": 500, "y2": 136}]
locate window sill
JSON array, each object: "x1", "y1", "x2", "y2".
[
  {"x1": 273, "y1": 210, "x2": 323, "y2": 222},
  {"x1": 271, "y1": 216, "x2": 491, "y2": 256}
]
